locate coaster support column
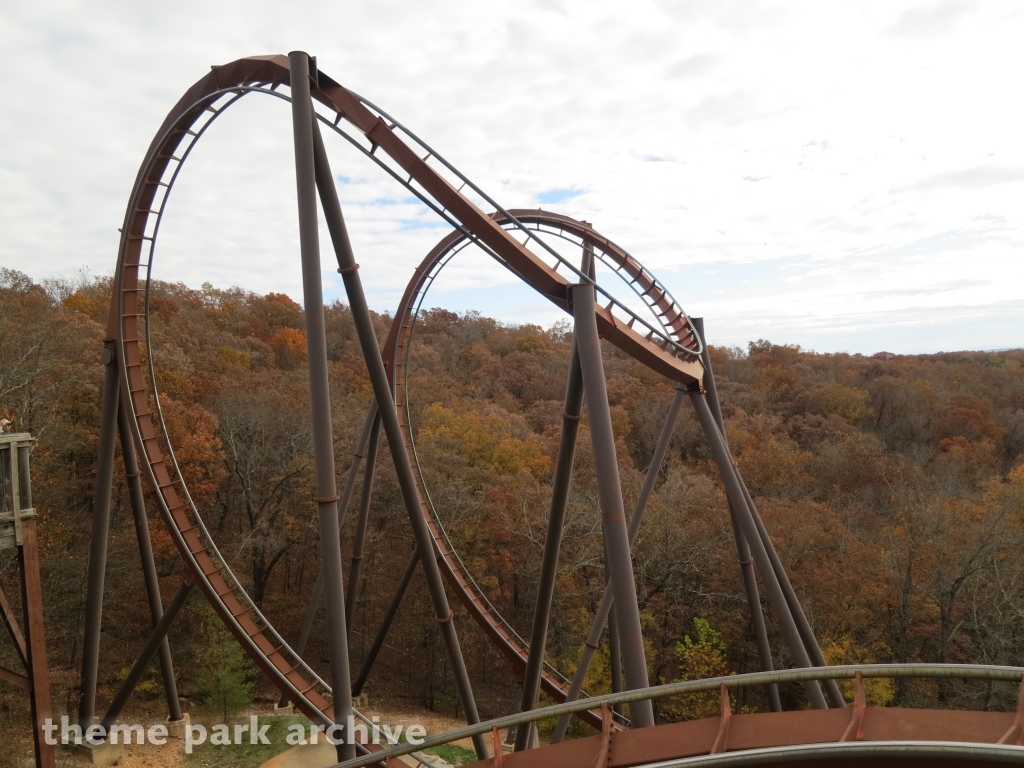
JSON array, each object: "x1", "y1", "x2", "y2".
[
  {"x1": 691, "y1": 318, "x2": 780, "y2": 713},
  {"x1": 691, "y1": 392, "x2": 828, "y2": 709},
  {"x1": 78, "y1": 345, "x2": 120, "y2": 731},
  {"x1": 117, "y1": 400, "x2": 184, "y2": 723},
  {"x1": 551, "y1": 387, "x2": 685, "y2": 742},
  {"x1": 571, "y1": 282, "x2": 654, "y2": 728},
  {"x1": 20, "y1": 518, "x2": 56, "y2": 768},
  {"x1": 289, "y1": 50, "x2": 355, "y2": 761},
  {"x1": 352, "y1": 547, "x2": 419, "y2": 696},
  {"x1": 346, "y1": 410, "x2": 381, "y2": 636},
  {"x1": 514, "y1": 342, "x2": 584, "y2": 750},
  {"x1": 310, "y1": 102, "x2": 487, "y2": 760},
  {"x1": 280, "y1": 399, "x2": 378, "y2": 709}
]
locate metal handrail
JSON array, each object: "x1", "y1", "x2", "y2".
[
  {"x1": 646, "y1": 742, "x2": 1024, "y2": 767},
  {"x1": 324, "y1": 663, "x2": 1024, "y2": 768}
]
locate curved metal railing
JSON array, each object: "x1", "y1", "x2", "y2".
[{"x1": 324, "y1": 663, "x2": 1024, "y2": 768}]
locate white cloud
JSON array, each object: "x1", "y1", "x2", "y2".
[{"x1": 0, "y1": 0, "x2": 1022, "y2": 354}]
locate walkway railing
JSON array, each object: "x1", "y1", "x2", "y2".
[{"x1": 325, "y1": 663, "x2": 1024, "y2": 768}]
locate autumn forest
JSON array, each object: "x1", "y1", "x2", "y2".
[{"x1": 2, "y1": 267, "x2": 1024, "y2": 739}]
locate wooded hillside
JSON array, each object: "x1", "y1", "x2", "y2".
[{"x1": 1, "y1": 267, "x2": 1023, "y2": 731}]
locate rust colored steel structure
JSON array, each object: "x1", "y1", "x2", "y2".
[
  {"x1": 77, "y1": 53, "x2": 865, "y2": 766},
  {"x1": 0, "y1": 434, "x2": 55, "y2": 768}
]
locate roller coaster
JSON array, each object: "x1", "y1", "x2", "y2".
[{"x1": 55, "y1": 53, "x2": 1024, "y2": 767}]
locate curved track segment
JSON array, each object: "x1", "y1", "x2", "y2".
[
  {"x1": 108, "y1": 54, "x2": 704, "y2": 734},
  {"x1": 383, "y1": 210, "x2": 691, "y2": 728}
]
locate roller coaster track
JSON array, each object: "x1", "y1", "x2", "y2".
[
  {"x1": 109, "y1": 54, "x2": 705, "y2": 741},
  {"x1": 383, "y1": 210, "x2": 698, "y2": 725}
]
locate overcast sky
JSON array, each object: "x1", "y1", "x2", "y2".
[{"x1": 2, "y1": 1, "x2": 1022, "y2": 354}]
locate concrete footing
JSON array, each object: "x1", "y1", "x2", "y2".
[
  {"x1": 71, "y1": 740, "x2": 125, "y2": 766},
  {"x1": 167, "y1": 712, "x2": 190, "y2": 739}
]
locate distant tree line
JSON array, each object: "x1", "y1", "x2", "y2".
[{"x1": 1, "y1": 268, "x2": 1023, "y2": 753}]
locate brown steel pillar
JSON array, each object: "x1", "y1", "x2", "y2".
[
  {"x1": 346, "y1": 410, "x2": 381, "y2": 637},
  {"x1": 117, "y1": 400, "x2": 184, "y2": 722},
  {"x1": 288, "y1": 50, "x2": 355, "y2": 761},
  {"x1": 309, "y1": 99, "x2": 487, "y2": 760},
  {"x1": 691, "y1": 393, "x2": 828, "y2": 709},
  {"x1": 101, "y1": 583, "x2": 192, "y2": 732},
  {"x1": 0, "y1": 581, "x2": 27, "y2": 668},
  {"x1": 571, "y1": 282, "x2": 654, "y2": 728},
  {"x1": 739, "y1": 476, "x2": 845, "y2": 708},
  {"x1": 514, "y1": 342, "x2": 584, "y2": 751},
  {"x1": 550, "y1": 387, "x2": 685, "y2": 743},
  {"x1": 690, "y1": 320, "x2": 841, "y2": 709},
  {"x1": 691, "y1": 318, "x2": 780, "y2": 713},
  {"x1": 280, "y1": 399, "x2": 379, "y2": 709},
  {"x1": 20, "y1": 518, "x2": 56, "y2": 768},
  {"x1": 78, "y1": 345, "x2": 120, "y2": 731},
  {"x1": 352, "y1": 547, "x2": 419, "y2": 696}
]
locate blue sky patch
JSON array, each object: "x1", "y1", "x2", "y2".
[{"x1": 537, "y1": 188, "x2": 582, "y2": 204}]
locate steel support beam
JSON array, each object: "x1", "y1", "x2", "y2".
[
  {"x1": 739, "y1": 476, "x2": 845, "y2": 708},
  {"x1": 514, "y1": 342, "x2": 584, "y2": 751},
  {"x1": 310, "y1": 109, "x2": 487, "y2": 760},
  {"x1": 20, "y1": 518, "x2": 56, "y2": 768},
  {"x1": 690, "y1": 393, "x2": 828, "y2": 709},
  {"x1": 78, "y1": 345, "x2": 120, "y2": 730},
  {"x1": 689, "y1": 321, "x2": 841, "y2": 709},
  {"x1": 352, "y1": 547, "x2": 419, "y2": 696},
  {"x1": 346, "y1": 410, "x2": 381, "y2": 637},
  {"x1": 607, "y1": 589, "x2": 625, "y2": 720},
  {"x1": 0, "y1": 580, "x2": 27, "y2": 668},
  {"x1": 280, "y1": 399, "x2": 379, "y2": 709},
  {"x1": 691, "y1": 318, "x2": 780, "y2": 713},
  {"x1": 571, "y1": 283, "x2": 654, "y2": 728},
  {"x1": 551, "y1": 386, "x2": 685, "y2": 742},
  {"x1": 100, "y1": 583, "x2": 192, "y2": 733},
  {"x1": 289, "y1": 50, "x2": 355, "y2": 761},
  {"x1": 0, "y1": 663, "x2": 29, "y2": 690},
  {"x1": 117, "y1": 400, "x2": 184, "y2": 723}
]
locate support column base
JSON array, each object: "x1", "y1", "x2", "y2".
[
  {"x1": 70, "y1": 740, "x2": 125, "y2": 766},
  {"x1": 353, "y1": 692, "x2": 369, "y2": 709},
  {"x1": 274, "y1": 702, "x2": 295, "y2": 715},
  {"x1": 167, "y1": 713, "x2": 190, "y2": 739}
]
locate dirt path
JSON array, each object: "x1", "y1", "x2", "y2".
[{"x1": 6, "y1": 699, "x2": 505, "y2": 767}]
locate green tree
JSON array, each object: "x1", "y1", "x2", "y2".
[
  {"x1": 196, "y1": 610, "x2": 257, "y2": 723},
  {"x1": 669, "y1": 618, "x2": 731, "y2": 721}
]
